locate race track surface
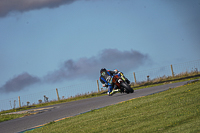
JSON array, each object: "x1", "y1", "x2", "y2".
[{"x1": 0, "y1": 80, "x2": 194, "y2": 133}]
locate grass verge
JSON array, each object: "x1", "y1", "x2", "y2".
[
  {"x1": 27, "y1": 80, "x2": 200, "y2": 132},
  {"x1": 0, "y1": 114, "x2": 26, "y2": 123}
]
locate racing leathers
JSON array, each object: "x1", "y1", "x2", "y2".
[{"x1": 100, "y1": 69, "x2": 117, "y2": 94}]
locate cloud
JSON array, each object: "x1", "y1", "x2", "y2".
[
  {"x1": 0, "y1": 49, "x2": 150, "y2": 93},
  {"x1": 0, "y1": 72, "x2": 40, "y2": 93},
  {"x1": 44, "y1": 49, "x2": 150, "y2": 83},
  {"x1": 0, "y1": 0, "x2": 76, "y2": 17}
]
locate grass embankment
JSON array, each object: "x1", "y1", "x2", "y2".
[{"x1": 27, "y1": 80, "x2": 200, "y2": 133}]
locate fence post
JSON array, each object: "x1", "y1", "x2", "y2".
[
  {"x1": 171, "y1": 64, "x2": 175, "y2": 77},
  {"x1": 97, "y1": 80, "x2": 100, "y2": 92},
  {"x1": 56, "y1": 88, "x2": 60, "y2": 101},
  {"x1": 18, "y1": 96, "x2": 21, "y2": 108},
  {"x1": 147, "y1": 75, "x2": 150, "y2": 82},
  {"x1": 133, "y1": 72, "x2": 137, "y2": 85}
]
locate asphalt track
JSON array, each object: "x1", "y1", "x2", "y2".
[{"x1": 0, "y1": 80, "x2": 195, "y2": 133}]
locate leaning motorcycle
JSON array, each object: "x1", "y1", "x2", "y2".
[{"x1": 112, "y1": 72, "x2": 134, "y2": 94}]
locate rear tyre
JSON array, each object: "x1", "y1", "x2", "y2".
[{"x1": 120, "y1": 82, "x2": 134, "y2": 93}]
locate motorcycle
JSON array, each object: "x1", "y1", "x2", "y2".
[{"x1": 112, "y1": 72, "x2": 134, "y2": 94}]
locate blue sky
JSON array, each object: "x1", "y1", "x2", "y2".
[{"x1": 0, "y1": 0, "x2": 200, "y2": 101}]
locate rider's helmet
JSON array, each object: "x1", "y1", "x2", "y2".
[
  {"x1": 114, "y1": 69, "x2": 118, "y2": 73},
  {"x1": 100, "y1": 68, "x2": 106, "y2": 74}
]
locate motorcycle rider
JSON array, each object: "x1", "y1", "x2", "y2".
[{"x1": 99, "y1": 68, "x2": 130, "y2": 96}]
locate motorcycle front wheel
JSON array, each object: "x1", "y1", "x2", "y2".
[{"x1": 120, "y1": 82, "x2": 134, "y2": 93}]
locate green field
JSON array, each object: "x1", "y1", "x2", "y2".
[{"x1": 27, "y1": 80, "x2": 200, "y2": 133}]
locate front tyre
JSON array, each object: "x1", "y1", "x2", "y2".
[{"x1": 120, "y1": 82, "x2": 134, "y2": 93}]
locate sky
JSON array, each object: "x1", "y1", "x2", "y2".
[{"x1": 0, "y1": 0, "x2": 200, "y2": 102}]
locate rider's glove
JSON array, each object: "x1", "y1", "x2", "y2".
[{"x1": 102, "y1": 84, "x2": 108, "y2": 87}]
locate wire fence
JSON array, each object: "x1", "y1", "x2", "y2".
[
  {"x1": 133, "y1": 59, "x2": 200, "y2": 83},
  {"x1": 132, "y1": 65, "x2": 172, "y2": 83},
  {"x1": 0, "y1": 81, "x2": 99, "y2": 111},
  {"x1": 1, "y1": 59, "x2": 200, "y2": 111}
]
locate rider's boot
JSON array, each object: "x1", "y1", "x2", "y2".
[{"x1": 110, "y1": 89, "x2": 119, "y2": 95}]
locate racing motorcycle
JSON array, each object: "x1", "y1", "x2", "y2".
[{"x1": 112, "y1": 72, "x2": 134, "y2": 94}]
